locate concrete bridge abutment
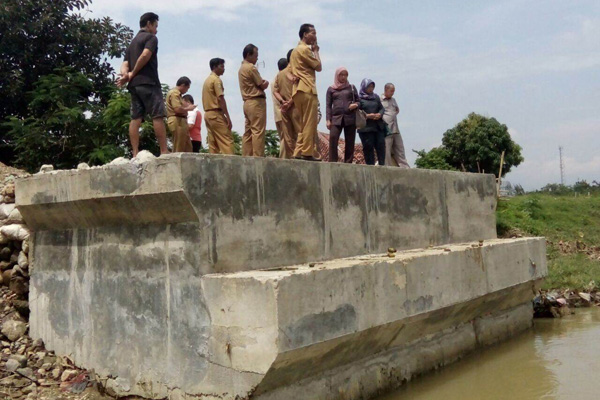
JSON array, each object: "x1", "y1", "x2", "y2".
[{"x1": 15, "y1": 154, "x2": 546, "y2": 399}]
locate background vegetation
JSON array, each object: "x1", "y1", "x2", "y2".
[{"x1": 497, "y1": 190, "x2": 600, "y2": 290}]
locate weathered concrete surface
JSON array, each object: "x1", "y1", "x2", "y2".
[
  {"x1": 17, "y1": 154, "x2": 497, "y2": 274},
  {"x1": 18, "y1": 156, "x2": 543, "y2": 399},
  {"x1": 29, "y1": 237, "x2": 546, "y2": 399}
]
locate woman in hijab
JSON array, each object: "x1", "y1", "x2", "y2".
[
  {"x1": 326, "y1": 67, "x2": 360, "y2": 163},
  {"x1": 357, "y1": 78, "x2": 386, "y2": 166}
]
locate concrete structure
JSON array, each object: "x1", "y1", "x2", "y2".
[{"x1": 17, "y1": 154, "x2": 546, "y2": 399}]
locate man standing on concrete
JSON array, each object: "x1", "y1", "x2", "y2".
[
  {"x1": 290, "y1": 23, "x2": 322, "y2": 161},
  {"x1": 117, "y1": 12, "x2": 168, "y2": 157},
  {"x1": 272, "y1": 58, "x2": 287, "y2": 155},
  {"x1": 381, "y1": 83, "x2": 410, "y2": 168},
  {"x1": 166, "y1": 77, "x2": 195, "y2": 153},
  {"x1": 273, "y1": 51, "x2": 300, "y2": 159},
  {"x1": 238, "y1": 44, "x2": 269, "y2": 157},
  {"x1": 203, "y1": 58, "x2": 234, "y2": 155}
]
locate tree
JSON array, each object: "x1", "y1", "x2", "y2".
[
  {"x1": 415, "y1": 113, "x2": 524, "y2": 177},
  {"x1": 264, "y1": 130, "x2": 280, "y2": 157},
  {"x1": 514, "y1": 184, "x2": 525, "y2": 195},
  {"x1": 0, "y1": 0, "x2": 132, "y2": 166},
  {"x1": 573, "y1": 180, "x2": 592, "y2": 194},
  {"x1": 414, "y1": 147, "x2": 457, "y2": 171}
]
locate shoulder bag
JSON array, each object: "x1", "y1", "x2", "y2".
[{"x1": 352, "y1": 85, "x2": 367, "y2": 129}]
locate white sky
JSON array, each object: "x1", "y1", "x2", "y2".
[{"x1": 88, "y1": 0, "x2": 600, "y2": 190}]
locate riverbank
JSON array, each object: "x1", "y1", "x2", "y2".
[
  {"x1": 380, "y1": 307, "x2": 600, "y2": 399},
  {"x1": 497, "y1": 193, "x2": 600, "y2": 314}
]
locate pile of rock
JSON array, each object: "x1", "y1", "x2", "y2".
[
  {"x1": 0, "y1": 176, "x2": 31, "y2": 302},
  {"x1": 534, "y1": 288, "x2": 600, "y2": 318},
  {"x1": 0, "y1": 171, "x2": 112, "y2": 399},
  {"x1": 1, "y1": 285, "x2": 102, "y2": 399}
]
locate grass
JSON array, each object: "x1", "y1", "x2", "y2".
[{"x1": 496, "y1": 193, "x2": 600, "y2": 290}]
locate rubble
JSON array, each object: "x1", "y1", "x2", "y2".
[
  {"x1": 534, "y1": 287, "x2": 600, "y2": 318},
  {"x1": 0, "y1": 167, "x2": 113, "y2": 399}
]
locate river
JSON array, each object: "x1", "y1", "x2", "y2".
[{"x1": 380, "y1": 308, "x2": 600, "y2": 400}]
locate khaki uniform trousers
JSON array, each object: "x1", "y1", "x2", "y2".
[
  {"x1": 242, "y1": 98, "x2": 266, "y2": 157},
  {"x1": 279, "y1": 105, "x2": 301, "y2": 159},
  {"x1": 205, "y1": 111, "x2": 234, "y2": 155},
  {"x1": 168, "y1": 116, "x2": 192, "y2": 153},
  {"x1": 385, "y1": 133, "x2": 410, "y2": 168},
  {"x1": 292, "y1": 91, "x2": 320, "y2": 158}
]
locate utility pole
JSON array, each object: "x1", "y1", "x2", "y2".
[{"x1": 559, "y1": 146, "x2": 565, "y2": 185}]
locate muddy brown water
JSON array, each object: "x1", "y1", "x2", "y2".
[{"x1": 379, "y1": 308, "x2": 600, "y2": 400}]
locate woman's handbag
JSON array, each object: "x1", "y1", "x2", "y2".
[{"x1": 352, "y1": 85, "x2": 367, "y2": 129}]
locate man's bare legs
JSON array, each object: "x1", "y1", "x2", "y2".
[
  {"x1": 129, "y1": 118, "x2": 169, "y2": 157},
  {"x1": 129, "y1": 118, "x2": 142, "y2": 157},
  {"x1": 152, "y1": 118, "x2": 169, "y2": 155}
]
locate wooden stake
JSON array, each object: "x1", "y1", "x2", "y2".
[{"x1": 497, "y1": 151, "x2": 506, "y2": 198}]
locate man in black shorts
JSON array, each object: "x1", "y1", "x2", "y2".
[{"x1": 117, "y1": 12, "x2": 168, "y2": 156}]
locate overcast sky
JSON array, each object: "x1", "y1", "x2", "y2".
[{"x1": 88, "y1": 0, "x2": 599, "y2": 190}]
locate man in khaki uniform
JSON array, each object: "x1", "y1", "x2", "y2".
[
  {"x1": 238, "y1": 44, "x2": 269, "y2": 157},
  {"x1": 202, "y1": 58, "x2": 234, "y2": 155},
  {"x1": 272, "y1": 59, "x2": 286, "y2": 152},
  {"x1": 166, "y1": 76, "x2": 195, "y2": 152},
  {"x1": 290, "y1": 23, "x2": 322, "y2": 161},
  {"x1": 273, "y1": 52, "x2": 301, "y2": 159}
]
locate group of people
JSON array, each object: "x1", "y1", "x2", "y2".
[{"x1": 117, "y1": 12, "x2": 409, "y2": 167}]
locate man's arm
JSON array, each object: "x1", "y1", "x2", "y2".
[
  {"x1": 129, "y1": 49, "x2": 153, "y2": 80},
  {"x1": 218, "y1": 96, "x2": 232, "y2": 130},
  {"x1": 174, "y1": 103, "x2": 195, "y2": 117},
  {"x1": 116, "y1": 61, "x2": 130, "y2": 87},
  {"x1": 251, "y1": 67, "x2": 269, "y2": 90},
  {"x1": 274, "y1": 80, "x2": 293, "y2": 112},
  {"x1": 273, "y1": 77, "x2": 285, "y2": 103},
  {"x1": 304, "y1": 43, "x2": 322, "y2": 72},
  {"x1": 168, "y1": 92, "x2": 193, "y2": 117}
]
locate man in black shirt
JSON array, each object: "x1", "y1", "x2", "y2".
[{"x1": 117, "y1": 12, "x2": 168, "y2": 156}]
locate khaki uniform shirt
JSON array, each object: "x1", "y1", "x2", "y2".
[
  {"x1": 166, "y1": 88, "x2": 183, "y2": 118},
  {"x1": 202, "y1": 72, "x2": 225, "y2": 111},
  {"x1": 238, "y1": 60, "x2": 265, "y2": 101},
  {"x1": 290, "y1": 41, "x2": 321, "y2": 96},
  {"x1": 272, "y1": 74, "x2": 282, "y2": 123},
  {"x1": 274, "y1": 67, "x2": 294, "y2": 101},
  {"x1": 380, "y1": 95, "x2": 400, "y2": 134}
]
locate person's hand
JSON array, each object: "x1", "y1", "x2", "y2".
[
  {"x1": 288, "y1": 74, "x2": 300, "y2": 84},
  {"x1": 226, "y1": 116, "x2": 232, "y2": 130},
  {"x1": 373, "y1": 114, "x2": 382, "y2": 120},
  {"x1": 313, "y1": 42, "x2": 320, "y2": 53},
  {"x1": 348, "y1": 103, "x2": 358, "y2": 111},
  {"x1": 326, "y1": 120, "x2": 332, "y2": 130},
  {"x1": 186, "y1": 104, "x2": 196, "y2": 111},
  {"x1": 281, "y1": 100, "x2": 292, "y2": 113},
  {"x1": 116, "y1": 73, "x2": 129, "y2": 88}
]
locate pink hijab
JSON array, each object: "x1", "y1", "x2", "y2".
[{"x1": 330, "y1": 67, "x2": 350, "y2": 90}]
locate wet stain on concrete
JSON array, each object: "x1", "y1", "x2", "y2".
[
  {"x1": 453, "y1": 178, "x2": 495, "y2": 201},
  {"x1": 182, "y1": 157, "x2": 324, "y2": 227},
  {"x1": 404, "y1": 295, "x2": 434, "y2": 314},
  {"x1": 283, "y1": 304, "x2": 357, "y2": 348},
  {"x1": 31, "y1": 191, "x2": 56, "y2": 204},
  {"x1": 89, "y1": 167, "x2": 141, "y2": 195}
]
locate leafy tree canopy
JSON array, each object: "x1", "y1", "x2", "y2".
[
  {"x1": 415, "y1": 112, "x2": 524, "y2": 177},
  {"x1": 0, "y1": 0, "x2": 133, "y2": 168}
]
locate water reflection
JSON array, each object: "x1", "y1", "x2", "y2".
[{"x1": 379, "y1": 308, "x2": 600, "y2": 400}]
